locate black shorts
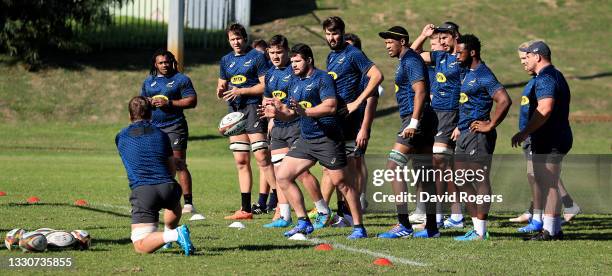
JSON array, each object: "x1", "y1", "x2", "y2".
[
  {"x1": 337, "y1": 109, "x2": 362, "y2": 142},
  {"x1": 129, "y1": 182, "x2": 182, "y2": 224},
  {"x1": 396, "y1": 108, "x2": 437, "y2": 149},
  {"x1": 286, "y1": 136, "x2": 347, "y2": 170},
  {"x1": 434, "y1": 110, "x2": 458, "y2": 145},
  {"x1": 455, "y1": 130, "x2": 496, "y2": 164},
  {"x1": 228, "y1": 104, "x2": 267, "y2": 135},
  {"x1": 160, "y1": 120, "x2": 188, "y2": 151},
  {"x1": 270, "y1": 123, "x2": 300, "y2": 151}
]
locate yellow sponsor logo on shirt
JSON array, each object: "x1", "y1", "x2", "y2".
[
  {"x1": 436, "y1": 72, "x2": 447, "y2": 83},
  {"x1": 394, "y1": 84, "x2": 399, "y2": 93},
  {"x1": 272, "y1": 90, "x2": 287, "y2": 100},
  {"x1": 230, "y1": 75, "x2": 247, "y2": 85},
  {"x1": 521, "y1": 96, "x2": 530, "y2": 106},
  {"x1": 299, "y1": 101, "x2": 312, "y2": 109},
  {"x1": 328, "y1": 71, "x2": 338, "y2": 80},
  {"x1": 459, "y1": 93, "x2": 468, "y2": 103}
]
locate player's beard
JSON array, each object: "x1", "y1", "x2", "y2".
[{"x1": 327, "y1": 39, "x2": 344, "y2": 51}]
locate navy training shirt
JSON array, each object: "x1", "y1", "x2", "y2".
[
  {"x1": 529, "y1": 65, "x2": 572, "y2": 142},
  {"x1": 219, "y1": 48, "x2": 270, "y2": 107},
  {"x1": 140, "y1": 72, "x2": 196, "y2": 128},
  {"x1": 326, "y1": 44, "x2": 374, "y2": 105},
  {"x1": 394, "y1": 49, "x2": 431, "y2": 117},
  {"x1": 457, "y1": 62, "x2": 504, "y2": 132},
  {"x1": 264, "y1": 66, "x2": 298, "y2": 127},
  {"x1": 430, "y1": 51, "x2": 463, "y2": 111},
  {"x1": 116, "y1": 121, "x2": 176, "y2": 190},
  {"x1": 290, "y1": 69, "x2": 340, "y2": 140},
  {"x1": 519, "y1": 77, "x2": 536, "y2": 131}
]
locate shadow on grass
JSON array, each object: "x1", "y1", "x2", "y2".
[
  {"x1": 188, "y1": 134, "x2": 224, "y2": 141},
  {"x1": 207, "y1": 243, "x2": 311, "y2": 252},
  {"x1": 3, "y1": 202, "x2": 130, "y2": 218}
]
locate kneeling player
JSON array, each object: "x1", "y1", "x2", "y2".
[
  {"x1": 260, "y1": 44, "x2": 367, "y2": 239},
  {"x1": 116, "y1": 96, "x2": 195, "y2": 255}
]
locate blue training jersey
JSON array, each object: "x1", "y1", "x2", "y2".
[
  {"x1": 219, "y1": 48, "x2": 270, "y2": 107},
  {"x1": 428, "y1": 65, "x2": 438, "y2": 97},
  {"x1": 529, "y1": 65, "x2": 572, "y2": 141},
  {"x1": 326, "y1": 44, "x2": 373, "y2": 105},
  {"x1": 519, "y1": 77, "x2": 536, "y2": 131},
  {"x1": 457, "y1": 62, "x2": 504, "y2": 132},
  {"x1": 140, "y1": 72, "x2": 196, "y2": 128},
  {"x1": 290, "y1": 69, "x2": 340, "y2": 140},
  {"x1": 394, "y1": 49, "x2": 431, "y2": 118},
  {"x1": 115, "y1": 121, "x2": 176, "y2": 190},
  {"x1": 430, "y1": 51, "x2": 463, "y2": 111},
  {"x1": 264, "y1": 66, "x2": 298, "y2": 127}
]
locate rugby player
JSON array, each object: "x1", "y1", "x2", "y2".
[
  {"x1": 140, "y1": 49, "x2": 203, "y2": 221},
  {"x1": 260, "y1": 43, "x2": 367, "y2": 239},
  {"x1": 261, "y1": 35, "x2": 329, "y2": 228},
  {"x1": 511, "y1": 41, "x2": 574, "y2": 240},
  {"x1": 377, "y1": 26, "x2": 439, "y2": 239},
  {"x1": 217, "y1": 23, "x2": 275, "y2": 220},
  {"x1": 452, "y1": 34, "x2": 512, "y2": 241},
  {"x1": 116, "y1": 96, "x2": 194, "y2": 255}
]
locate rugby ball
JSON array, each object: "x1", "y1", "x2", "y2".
[
  {"x1": 34, "y1": 228, "x2": 56, "y2": 236},
  {"x1": 219, "y1": 112, "x2": 247, "y2": 137},
  {"x1": 19, "y1": 232, "x2": 47, "y2": 252},
  {"x1": 71, "y1": 230, "x2": 91, "y2": 250},
  {"x1": 45, "y1": 231, "x2": 76, "y2": 249},
  {"x1": 5, "y1": 228, "x2": 26, "y2": 250}
]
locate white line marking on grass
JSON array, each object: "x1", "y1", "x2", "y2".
[
  {"x1": 88, "y1": 203, "x2": 131, "y2": 212},
  {"x1": 308, "y1": 238, "x2": 428, "y2": 267}
]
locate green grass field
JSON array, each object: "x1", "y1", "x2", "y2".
[{"x1": 1, "y1": 0, "x2": 611, "y2": 274}]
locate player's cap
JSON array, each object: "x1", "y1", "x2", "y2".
[
  {"x1": 519, "y1": 41, "x2": 551, "y2": 59},
  {"x1": 379, "y1": 26, "x2": 409, "y2": 41},
  {"x1": 435, "y1": 22, "x2": 460, "y2": 34}
]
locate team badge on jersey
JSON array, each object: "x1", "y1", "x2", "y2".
[
  {"x1": 436, "y1": 72, "x2": 447, "y2": 83},
  {"x1": 166, "y1": 81, "x2": 175, "y2": 88},
  {"x1": 282, "y1": 75, "x2": 291, "y2": 82},
  {"x1": 243, "y1": 59, "x2": 252, "y2": 66},
  {"x1": 299, "y1": 101, "x2": 312, "y2": 108},
  {"x1": 328, "y1": 71, "x2": 338, "y2": 80},
  {"x1": 231, "y1": 75, "x2": 247, "y2": 85},
  {"x1": 272, "y1": 90, "x2": 287, "y2": 100},
  {"x1": 459, "y1": 93, "x2": 469, "y2": 103},
  {"x1": 521, "y1": 96, "x2": 530, "y2": 105},
  {"x1": 306, "y1": 83, "x2": 314, "y2": 91},
  {"x1": 394, "y1": 84, "x2": 399, "y2": 93}
]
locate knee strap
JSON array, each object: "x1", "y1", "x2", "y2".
[
  {"x1": 131, "y1": 225, "x2": 157, "y2": 242},
  {"x1": 229, "y1": 141, "x2": 251, "y2": 152},
  {"x1": 388, "y1": 149, "x2": 409, "y2": 167},
  {"x1": 251, "y1": 140, "x2": 269, "y2": 152}
]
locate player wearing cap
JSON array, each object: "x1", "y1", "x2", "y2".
[
  {"x1": 260, "y1": 43, "x2": 367, "y2": 239},
  {"x1": 140, "y1": 49, "x2": 203, "y2": 222},
  {"x1": 411, "y1": 22, "x2": 465, "y2": 229},
  {"x1": 261, "y1": 35, "x2": 328, "y2": 228},
  {"x1": 377, "y1": 26, "x2": 440, "y2": 239},
  {"x1": 317, "y1": 17, "x2": 383, "y2": 228},
  {"x1": 511, "y1": 41, "x2": 574, "y2": 241},
  {"x1": 116, "y1": 96, "x2": 194, "y2": 255},
  {"x1": 452, "y1": 34, "x2": 512, "y2": 241},
  {"x1": 217, "y1": 23, "x2": 275, "y2": 220}
]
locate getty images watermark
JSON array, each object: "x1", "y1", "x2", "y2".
[{"x1": 370, "y1": 166, "x2": 503, "y2": 204}]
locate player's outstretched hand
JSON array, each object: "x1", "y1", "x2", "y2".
[
  {"x1": 511, "y1": 131, "x2": 528, "y2": 148},
  {"x1": 401, "y1": 126, "x2": 416, "y2": 139},
  {"x1": 222, "y1": 88, "x2": 241, "y2": 102},
  {"x1": 451, "y1": 127, "x2": 460, "y2": 141},
  {"x1": 356, "y1": 128, "x2": 370, "y2": 150},
  {"x1": 289, "y1": 98, "x2": 306, "y2": 117},
  {"x1": 470, "y1": 120, "x2": 493, "y2": 133}
]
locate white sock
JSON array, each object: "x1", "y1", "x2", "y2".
[
  {"x1": 279, "y1": 204, "x2": 292, "y2": 221},
  {"x1": 472, "y1": 217, "x2": 482, "y2": 235},
  {"x1": 314, "y1": 199, "x2": 330, "y2": 215},
  {"x1": 532, "y1": 209, "x2": 543, "y2": 222},
  {"x1": 435, "y1": 202, "x2": 442, "y2": 223},
  {"x1": 451, "y1": 213, "x2": 463, "y2": 221},
  {"x1": 543, "y1": 215, "x2": 555, "y2": 234},
  {"x1": 479, "y1": 219, "x2": 487, "y2": 236},
  {"x1": 162, "y1": 229, "x2": 178, "y2": 243}
]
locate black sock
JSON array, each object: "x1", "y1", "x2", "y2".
[
  {"x1": 425, "y1": 214, "x2": 438, "y2": 232},
  {"x1": 241, "y1": 193, "x2": 251, "y2": 212},
  {"x1": 298, "y1": 217, "x2": 310, "y2": 223},
  {"x1": 183, "y1": 194, "x2": 193, "y2": 205},
  {"x1": 268, "y1": 189, "x2": 278, "y2": 209},
  {"x1": 353, "y1": 224, "x2": 365, "y2": 229},
  {"x1": 396, "y1": 203, "x2": 410, "y2": 229},
  {"x1": 561, "y1": 195, "x2": 574, "y2": 208},
  {"x1": 257, "y1": 193, "x2": 268, "y2": 209},
  {"x1": 528, "y1": 201, "x2": 534, "y2": 213},
  {"x1": 337, "y1": 200, "x2": 346, "y2": 215}
]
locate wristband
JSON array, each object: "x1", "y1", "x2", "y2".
[{"x1": 407, "y1": 118, "x2": 419, "y2": 129}]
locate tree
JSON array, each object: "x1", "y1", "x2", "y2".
[{"x1": 0, "y1": 0, "x2": 124, "y2": 69}]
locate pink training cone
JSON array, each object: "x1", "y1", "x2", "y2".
[
  {"x1": 0, "y1": 191, "x2": 6, "y2": 196},
  {"x1": 373, "y1": 258, "x2": 393, "y2": 266},
  {"x1": 314, "y1": 243, "x2": 333, "y2": 251},
  {"x1": 74, "y1": 199, "x2": 88, "y2": 206},
  {"x1": 27, "y1": 196, "x2": 40, "y2": 203}
]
